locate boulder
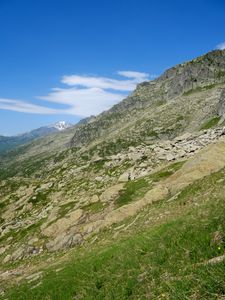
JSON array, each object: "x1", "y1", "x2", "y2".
[
  {"x1": 3, "y1": 254, "x2": 11, "y2": 264},
  {"x1": 89, "y1": 195, "x2": 99, "y2": 204},
  {"x1": 0, "y1": 247, "x2": 6, "y2": 255},
  {"x1": 174, "y1": 132, "x2": 192, "y2": 142},
  {"x1": 166, "y1": 153, "x2": 175, "y2": 161},
  {"x1": 46, "y1": 232, "x2": 82, "y2": 252},
  {"x1": 118, "y1": 168, "x2": 135, "y2": 182},
  {"x1": 100, "y1": 184, "x2": 124, "y2": 202}
]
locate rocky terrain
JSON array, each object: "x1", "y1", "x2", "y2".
[{"x1": 0, "y1": 49, "x2": 225, "y2": 299}]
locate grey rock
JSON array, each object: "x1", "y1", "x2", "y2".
[{"x1": 46, "y1": 232, "x2": 82, "y2": 252}]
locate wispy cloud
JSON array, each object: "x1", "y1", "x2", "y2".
[
  {"x1": 117, "y1": 70, "x2": 149, "y2": 79},
  {"x1": 216, "y1": 42, "x2": 225, "y2": 50},
  {"x1": 0, "y1": 98, "x2": 61, "y2": 114},
  {"x1": 38, "y1": 87, "x2": 125, "y2": 116},
  {"x1": 61, "y1": 71, "x2": 149, "y2": 91},
  {"x1": 0, "y1": 70, "x2": 151, "y2": 116}
]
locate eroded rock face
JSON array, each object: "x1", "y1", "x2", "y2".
[
  {"x1": 70, "y1": 50, "x2": 225, "y2": 148},
  {"x1": 42, "y1": 209, "x2": 83, "y2": 238},
  {"x1": 46, "y1": 232, "x2": 82, "y2": 252},
  {"x1": 163, "y1": 139, "x2": 225, "y2": 195},
  {"x1": 218, "y1": 88, "x2": 225, "y2": 118}
]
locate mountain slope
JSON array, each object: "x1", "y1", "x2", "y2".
[
  {"x1": 70, "y1": 49, "x2": 225, "y2": 149},
  {"x1": 0, "y1": 121, "x2": 73, "y2": 154},
  {"x1": 0, "y1": 50, "x2": 225, "y2": 299},
  {"x1": 1, "y1": 142, "x2": 225, "y2": 299}
]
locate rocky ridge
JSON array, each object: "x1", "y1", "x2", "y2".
[{"x1": 70, "y1": 49, "x2": 225, "y2": 148}]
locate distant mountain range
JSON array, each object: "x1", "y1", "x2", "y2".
[{"x1": 0, "y1": 121, "x2": 73, "y2": 154}]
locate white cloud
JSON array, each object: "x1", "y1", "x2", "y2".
[
  {"x1": 216, "y1": 42, "x2": 225, "y2": 50},
  {"x1": 61, "y1": 75, "x2": 135, "y2": 91},
  {"x1": 0, "y1": 70, "x2": 151, "y2": 116},
  {"x1": 117, "y1": 70, "x2": 149, "y2": 79},
  {"x1": 38, "y1": 87, "x2": 124, "y2": 116},
  {"x1": 61, "y1": 70, "x2": 149, "y2": 91},
  {"x1": 0, "y1": 98, "x2": 61, "y2": 114}
]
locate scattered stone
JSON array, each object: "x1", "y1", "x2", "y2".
[
  {"x1": 204, "y1": 255, "x2": 225, "y2": 265},
  {"x1": 0, "y1": 247, "x2": 6, "y2": 255},
  {"x1": 211, "y1": 230, "x2": 224, "y2": 246},
  {"x1": 3, "y1": 254, "x2": 11, "y2": 263},
  {"x1": 89, "y1": 195, "x2": 99, "y2": 204},
  {"x1": 175, "y1": 132, "x2": 192, "y2": 142},
  {"x1": 118, "y1": 168, "x2": 135, "y2": 182},
  {"x1": 36, "y1": 182, "x2": 53, "y2": 192},
  {"x1": 95, "y1": 176, "x2": 103, "y2": 182},
  {"x1": 166, "y1": 153, "x2": 175, "y2": 161}
]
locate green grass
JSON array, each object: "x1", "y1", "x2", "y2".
[
  {"x1": 28, "y1": 191, "x2": 49, "y2": 205},
  {"x1": 146, "y1": 129, "x2": 158, "y2": 138},
  {"x1": 2, "y1": 166, "x2": 225, "y2": 300},
  {"x1": 0, "y1": 218, "x2": 45, "y2": 245},
  {"x1": 3, "y1": 178, "x2": 225, "y2": 299},
  {"x1": 90, "y1": 159, "x2": 107, "y2": 172},
  {"x1": 116, "y1": 178, "x2": 149, "y2": 207},
  {"x1": 58, "y1": 201, "x2": 77, "y2": 218},
  {"x1": 151, "y1": 161, "x2": 185, "y2": 180},
  {"x1": 91, "y1": 138, "x2": 140, "y2": 157},
  {"x1": 0, "y1": 150, "x2": 57, "y2": 180},
  {"x1": 53, "y1": 149, "x2": 69, "y2": 163},
  {"x1": 200, "y1": 116, "x2": 220, "y2": 130},
  {"x1": 115, "y1": 161, "x2": 185, "y2": 207},
  {"x1": 176, "y1": 115, "x2": 185, "y2": 122},
  {"x1": 82, "y1": 201, "x2": 104, "y2": 213}
]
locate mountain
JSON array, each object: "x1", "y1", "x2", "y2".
[
  {"x1": 0, "y1": 121, "x2": 73, "y2": 154},
  {"x1": 50, "y1": 120, "x2": 73, "y2": 131},
  {"x1": 69, "y1": 49, "x2": 225, "y2": 149},
  {"x1": 0, "y1": 50, "x2": 225, "y2": 299}
]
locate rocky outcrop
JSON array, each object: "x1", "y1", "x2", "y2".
[
  {"x1": 157, "y1": 50, "x2": 225, "y2": 98},
  {"x1": 218, "y1": 88, "x2": 225, "y2": 118},
  {"x1": 70, "y1": 50, "x2": 225, "y2": 148},
  {"x1": 163, "y1": 139, "x2": 225, "y2": 194},
  {"x1": 41, "y1": 209, "x2": 83, "y2": 238}
]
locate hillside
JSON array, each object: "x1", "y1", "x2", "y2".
[
  {"x1": 0, "y1": 121, "x2": 73, "y2": 154},
  {"x1": 0, "y1": 50, "x2": 225, "y2": 299},
  {"x1": 70, "y1": 49, "x2": 225, "y2": 149}
]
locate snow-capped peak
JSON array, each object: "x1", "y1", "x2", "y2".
[{"x1": 50, "y1": 121, "x2": 72, "y2": 131}]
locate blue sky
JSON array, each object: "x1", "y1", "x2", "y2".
[{"x1": 0, "y1": 0, "x2": 225, "y2": 135}]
